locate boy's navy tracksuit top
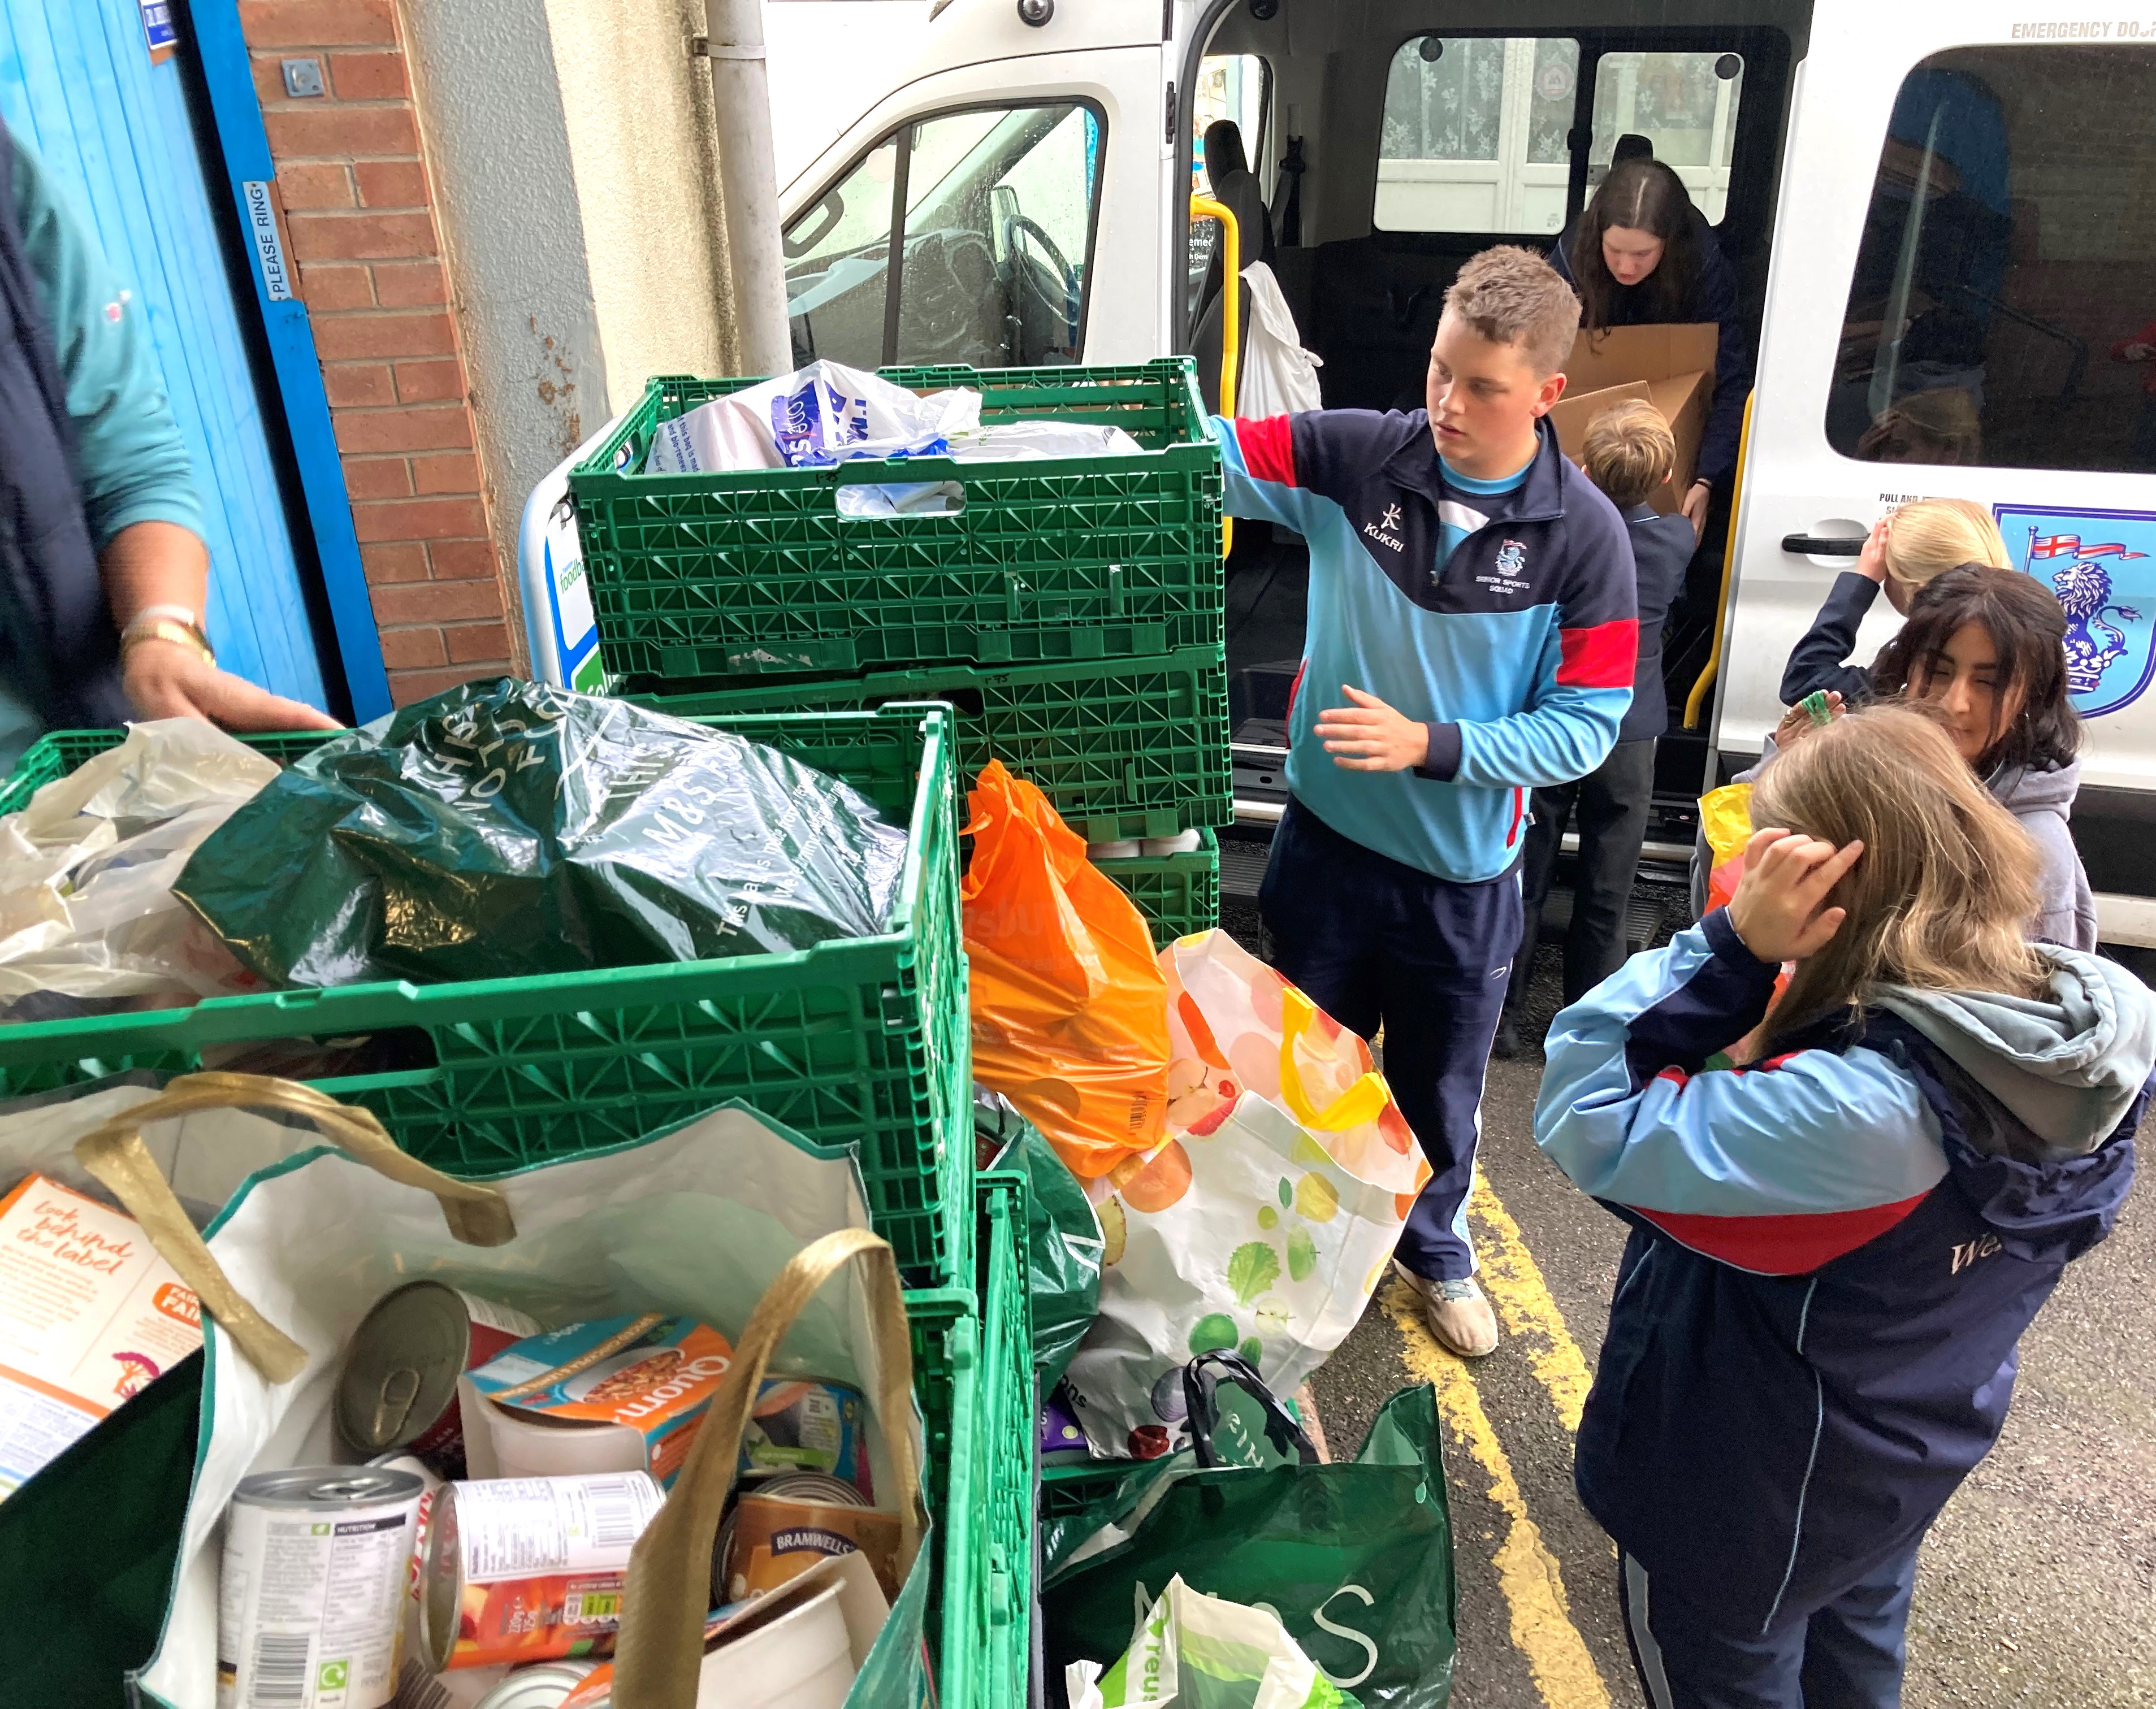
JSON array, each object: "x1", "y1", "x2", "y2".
[
  {"x1": 1213, "y1": 410, "x2": 1638, "y2": 883},
  {"x1": 1536, "y1": 910, "x2": 2151, "y2": 1631}
]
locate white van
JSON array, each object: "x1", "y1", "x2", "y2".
[{"x1": 672, "y1": 0, "x2": 2156, "y2": 943}]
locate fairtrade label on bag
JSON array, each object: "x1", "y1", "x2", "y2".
[{"x1": 1063, "y1": 932, "x2": 1429, "y2": 1459}]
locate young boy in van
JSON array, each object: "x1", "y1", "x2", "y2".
[
  {"x1": 1499, "y1": 400, "x2": 1693, "y2": 1056},
  {"x1": 1214, "y1": 246, "x2": 1638, "y2": 1357}
]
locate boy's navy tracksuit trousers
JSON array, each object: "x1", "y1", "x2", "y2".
[{"x1": 1259, "y1": 797, "x2": 1520, "y2": 1282}]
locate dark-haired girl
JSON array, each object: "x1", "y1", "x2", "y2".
[
  {"x1": 1550, "y1": 159, "x2": 1752, "y2": 533},
  {"x1": 1782, "y1": 565, "x2": 2094, "y2": 949}
]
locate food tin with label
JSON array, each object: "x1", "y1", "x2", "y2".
[
  {"x1": 470, "y1": 1659, "x2": 600, "y2": 1709},
  {"x1": 716, "y1": 1471, "x2": 902, "y2": 1604},
  {"x1": 217, "y1": 1465, "x2": 427, "y2": 1709},
  {"x1": 366, "y1": 1453, "x2": 445, "y2": 1681},
  {"x1": 742, "y1": 1378, "x2": 870, "y2": 1496},
  {"x1": 339, "y1": 1283, "x2": 544, "y2": 1476},
  {"x1": 421, "y1": 1473, "x2": 665, "y2": 1671}
]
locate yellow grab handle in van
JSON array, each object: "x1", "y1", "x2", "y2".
[
  {"x1": 1685, "y1": 392, "x2": 1756, "y2": 730},
  {"x1": 1192, "y1": 193, "x2": 1240, "y2": 559}
]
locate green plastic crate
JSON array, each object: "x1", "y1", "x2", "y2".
[
  {"x1": 0, "y1": 729, "x2": 329, "y2": 818},
  {"x1": 1096, "y1": 830, "x2": 1221, "y2": 948},
  {"x1": 0, "y1": 707, "x2": 972, "y2": 1286},
  {"x1": 569, "y1": 361, "x2": 1224, "y2": 684},
  {"x1": 974, "y1": 1173, "x2": 1034, "y2": 1709},
  {"x1": 906, "y1": 1285, "x2": 980, "y2": 1709},
  {"x1": 907, "y1": 1174, "x2": 1033, "y2": 1709},
  {"x1": 640, "y1": 649, "x2": 1231, "y2": 843}
]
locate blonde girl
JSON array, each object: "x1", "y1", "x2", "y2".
[{"x1": 1537, "y1": 705, "x2": 2151, "y2": 1709}]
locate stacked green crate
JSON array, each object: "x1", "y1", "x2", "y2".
[
  {"x1": 0, "y1": 708, "x2": 972, "y2": 1287},
  {"x1": 1090, "y1": 830, "x2": 1222, "y2": 948},
  {"x1": 572, "y1": 361, "x2": 1231, "y2": 938},
  {"x1": 910, "y1": 1173, "x2": 1034, "y2": 1708}
]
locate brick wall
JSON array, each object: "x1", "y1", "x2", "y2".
[{"x1": 239, "y1": 0, "x2": 516, "y2": 706}]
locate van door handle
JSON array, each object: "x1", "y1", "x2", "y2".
[{"x1": 1781, "y1": 533, "x2": 1865, "y2": 556}]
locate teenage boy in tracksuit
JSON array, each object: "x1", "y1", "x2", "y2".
[{"x1": 1214, "y1": 246, "x2": 1637, "y2": 1357}]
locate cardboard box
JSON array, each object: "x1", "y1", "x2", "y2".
[{"x1": 1548, "y1": 323, "x2": 1718, "y2": 516}]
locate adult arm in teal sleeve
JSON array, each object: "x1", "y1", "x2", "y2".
[{"x1": 11, "y1": 139, "x2": 205, "y2": 546}]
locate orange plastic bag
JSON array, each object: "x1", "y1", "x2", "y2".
[{"x1": 962, "y1": 761, "x2": 1169, "y2": 1178}]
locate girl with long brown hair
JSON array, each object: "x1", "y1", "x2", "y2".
[
  {"x1": 1537, "y1": 704, "x2": 2151, "y2": 1709},
  {"x1": 1550, "y1": 157, "x2": 1751, "y2": 533}
]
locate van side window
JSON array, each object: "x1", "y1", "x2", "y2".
[
  {"x1": 1376, "y1": 36, "x2": 1579, "y2": 236},
  {"x1": 785, "y1": 102, "x2": 1104, "y2": 370},
  {"x1": 1828, "y1": 46, "x2": 2156, "y2": 475}
]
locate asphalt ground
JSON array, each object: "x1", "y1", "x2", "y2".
[{"x1": 1217, "y1": 890, "x2": 2156, "y2": 1708}]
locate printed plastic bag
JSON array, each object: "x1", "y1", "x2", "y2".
[
  {"x1": 0, "y1": 721, "x2": 279, "y2": 1012},
  {"x1": 975, "y1": 1087, "x2": 1105, "y2": 1393},
  {"x1": 175, "y1": 679, "x2": 908, "y2": 988},
  {"x1": 1045, "y1": 1377, "x2": 1456, "y2": 1709},
  {"x1": 1067, "y1": 1576, "x2": 1358, "y2": 1709},
  {"x1": 1694, "y1": 779, "x2": 1792, "y2": 1064},
  {"x1": 951, "y1": 420, "x2": 1146, "y2": 461},
  {"x1": 1698, "y1": 781, "x2": 1754, "y2": 913},
  {"x1": 645, "y1": 359, "x2": 982, "y2": 473},
  {"x1": 963, "y1": 760, "x2": 1170, "y2": 1179},
  {"x1": 1062, "y1": 930, "x2": 1427, "y2": 1458}
]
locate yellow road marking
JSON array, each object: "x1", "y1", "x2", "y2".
[
  {"x1": 1466, "y1": 1169, "x2": 1596, "y2": 1432},
  {"x1": 1384, "y1": 1277, "x2": 1612, "y2": 1708}
]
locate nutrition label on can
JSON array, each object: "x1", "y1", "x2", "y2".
[
  {"x1": 451, "y1": 1290, "x2": 542, "y2": 1339},
  {"x1": 453, "y1": 1474, "x2": 663, "y2": 1583},
  {"x1": 218, "y1": 1503, "x2": 415, "y2": 1709}
]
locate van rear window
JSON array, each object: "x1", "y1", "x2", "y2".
[
  {"x1": 1828, "y1": 44, "x2": 2156, "y2": 476},
  {"x1": 1375, "y1": 38, "x2": 1743, "y2": 236}
]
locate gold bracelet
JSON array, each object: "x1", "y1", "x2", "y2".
[{"x1": 120, "y1": 617, "x2": 215, "y2": 669}]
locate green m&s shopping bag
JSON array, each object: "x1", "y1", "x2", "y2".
[{"x1": 1044, "y1": 1356, "x2": 1457, "y2": 1709}]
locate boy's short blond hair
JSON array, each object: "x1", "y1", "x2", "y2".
[
  {"x1": 1882, "y1": 497, "x2": 2010, "y2": 588},
  {"x1": 1581, "y1": 400, "x2": 1676, "y2": 509},
  {"x1": 1441, "y1": 246, "x2": 1582, "y2": 378}
]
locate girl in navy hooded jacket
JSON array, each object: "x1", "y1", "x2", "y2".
[
  {"x1": 1536, "y1": 704, "x2": 2150, "y2": 1709},
  {"x1": 1551, "y1": 158, "x2": 1751, "y2": 536}
]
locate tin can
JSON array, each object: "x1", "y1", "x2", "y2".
[
  {"x1": 715, "y1": 1471, "x2": 902, "y2": 1604},
  {"x1": 470, "y1": 1660, "x2": 600, "y2": 1709},
  {"x1": 388, "y1": 1660, "x2": 504, "y2": 1709},
  {"x1": 366, "y1": 1454, "x2": 445, "y2": 1682},
  {"x1": 421, "y1": 1474, "x2": 665, "y2": 1671},
  {"x1": 742, "y1": 1377, "x2": 871, "y2": 1495},
  {"x1": 339, "y1": 1283, "x2": 544, "y2": 1476},
  {"x1": 217, "y1": 1465, "x2": 427, "y2": 1709}
]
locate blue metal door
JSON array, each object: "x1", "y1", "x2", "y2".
[{"x1": 0, "y1": 0, "x2": 329, "y2": 709}]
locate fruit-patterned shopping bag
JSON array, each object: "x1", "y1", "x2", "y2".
[
  {"x1": 1059, "y1": 930, "x2": 1429, "y2": 1457},
  {"x1": 1698, "y1": 782, "x2": 1754, "y2": 912}
]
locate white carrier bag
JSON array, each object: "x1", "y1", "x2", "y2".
[
  {"x1": 31, "y1": 1074, "x2": 920, "y2": 1708},
  {"x1": 1234, "y1": 263, "x2": 1324, "y2": 418}
]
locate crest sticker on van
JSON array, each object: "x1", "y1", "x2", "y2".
[{"x1": 1995, "y1": 505, "x2": 2156, "y2": 717}]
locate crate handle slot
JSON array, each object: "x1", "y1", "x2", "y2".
[{"x1": 833, "y1": 458, "x2": 968, "y2": 522}]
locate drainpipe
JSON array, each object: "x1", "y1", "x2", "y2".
[{"x1": 704, "y1": 0, "x2": 793, "y2": 375}]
